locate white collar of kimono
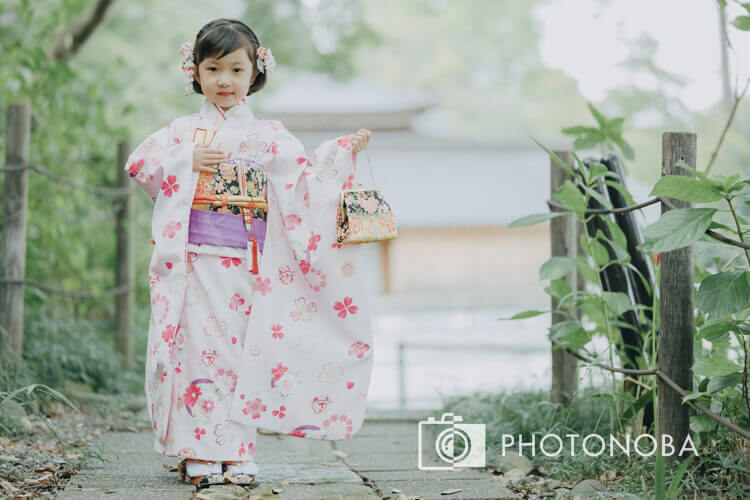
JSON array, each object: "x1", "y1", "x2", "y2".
[{"x1": 199, "y1": 96, "x2": 256, "y2": 125}]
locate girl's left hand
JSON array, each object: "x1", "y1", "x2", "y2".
[{"x1": 351, "y1": 129, "x2": 372, "y2": 153}]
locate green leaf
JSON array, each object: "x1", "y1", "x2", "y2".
[
  {"x1": 696, "y1": 271, "x2": 750, "y2": 319},
  {"x1": 554, "y1": 180, "x2": 586, "y2": 218},
  {"x1": 640, "y1": 208, "x2": 717, "y2": 252},
  {"x1": 665, "y1": 454, "x2": 694, "y2": 499},
  {"x1": 531, "y1": 137, "x2": 576, "y2": 178},
  {"x1": 698, "y1": 321, "x2": 735, "y2": 342},
  {"x1": 550, "y1": 320, "x2": 589, "y2": 347},
  {"x1": 693, "y1": 356, "x2": 743, "y2": 377},
  {"x1": 650, "y1": 175, "x2": 722, "y2": 203},
  {"x1": 540, "y1": 256, "x2": 579, "y2": 281},
  {"x1": 590, "y1": 238, "x2": 611, "y2": 268},
  {"x1": 587, "y1": 163, "x2": 609, "y2": 181},
  {"x1": 509, "y1": 212, "x2": 567, "y2": 228},
  {"x1": 612, "y1": 135, "x2": 635, "y2": 161},
  {"x1": 580, "y1": 184, "x2": 612, "y2": 210},
  {"x1": 731, "y1": 15, "x2": 750, "y2": 30},
  {"x1": 707, "y1": 372, "x2": 742, "y2": 393},
  {"x1": 602, "y1": 291, "x2": 634, "y2": 316},
  {"x1": 587, "y1": 102, "x2": 608, "y2": 129},
  {"x1": 503, "y1": 310, "x2": 547, "y2": 320},
  {"x1": 546, "y1": 278, "x2": 572, "y2": 302},
  {"x1": 561, "y1": 125, "x2": 599, "y2": 135}
]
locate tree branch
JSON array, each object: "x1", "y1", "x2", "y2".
[{"x1": 49, "y1": 0, "x2": 115, "y2": 61}]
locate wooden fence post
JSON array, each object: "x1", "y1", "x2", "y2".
[
  {"x1": 115, "y1": 140, "x2": 134, "y2": 366},
  {"x1": 659, "y1": 132, "x2": 696, "y2": 463},
  {"x1": 550, "y1": 150, "x2": 579, "y2": 406},
  {"x1": 1, "y1": 101, "x2": 31, "y2": 356}
]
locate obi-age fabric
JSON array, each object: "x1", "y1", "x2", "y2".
[{"x1": 125, "y1": 97, "x2": 373, "y2": 459}]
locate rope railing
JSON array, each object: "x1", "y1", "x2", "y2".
[{"x1": 551, "y1": 337, "x2": 750, "y2": 440}]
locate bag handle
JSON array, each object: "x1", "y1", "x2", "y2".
[{"x1": 356, "y1": 148, "x2": 378, "y2": 189}]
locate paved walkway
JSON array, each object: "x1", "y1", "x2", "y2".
[{"x1": 59, "y1": 412, "x2": 517, "y2": 499}]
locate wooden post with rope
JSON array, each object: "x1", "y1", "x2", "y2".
[
  {"x1": 550, "y1": 150, "x2": 579, "y2": 406},
  {"x1": 659, "y1": 132, "x2": 696, "y2": 463},
  {"x1": 115, "y1": 140, "x2": 134, "y2": 366},
  {"x1": 1, "y1": 101, "x2": 31, "y2": 356}
]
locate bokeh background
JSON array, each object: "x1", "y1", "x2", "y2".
[{"x1": 1, "y1": 0, "x2": 749, "y2": 411}]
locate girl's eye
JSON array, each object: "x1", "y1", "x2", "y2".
[
  {"x1": 208, "y1": 67, "x2": 217, "y2": 71},
  {"x1": 234, "y1": 68, "x2": 243, "y2": 73}
]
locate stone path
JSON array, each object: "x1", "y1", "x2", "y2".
[{"x1": 59, "y1": 411, "x2": 517, "y2": 499}]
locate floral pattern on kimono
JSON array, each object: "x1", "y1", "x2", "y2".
[{"x1": 125, "y1": 97, "x2": 373, "y2": 458}]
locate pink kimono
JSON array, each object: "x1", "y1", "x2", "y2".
[{"x1": 125, "y1": 97, "x2": 373, "y2": 461}]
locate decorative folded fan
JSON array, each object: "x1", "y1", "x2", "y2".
[{"x1": 336, "y1": 149, "x2": 398, "y2": 244}]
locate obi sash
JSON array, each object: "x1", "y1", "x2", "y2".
[{"x1": 188, "y1": 208, "x2": 266, "y2": 254}]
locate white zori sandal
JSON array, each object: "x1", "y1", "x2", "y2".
[
  {"x1": 178, "y1": 458, "x2": 224, "y2": 486},
  {"x1": 223, "y1": 460, "x2": 259, "y2": 484}
]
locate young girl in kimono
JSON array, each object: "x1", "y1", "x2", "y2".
[{"x1": 125, "y1": 18, "x2": 374, "y2": 486}]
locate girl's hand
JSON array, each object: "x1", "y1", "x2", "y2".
[
  {"x1": 193, "y1": 144, "x2": 224, "y2": 173},
  {"x1": 351, "y1": 128, "x2": 371, "y2": 154}
]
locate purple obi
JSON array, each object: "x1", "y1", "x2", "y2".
[{"x1": 188, "y1": 209, "x2": 266, "y2": 253}]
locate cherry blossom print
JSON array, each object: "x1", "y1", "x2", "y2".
[
  {"x1": 271, "y1": 362, "x2": 288, "y2": 381},
  {"x1": 242, "y1": 397, "x2": 267, "y2": 420},
  {"x1": 162, "y1": 220, "x2": 182, "y2": 239},
  {"x1": 203, "y1": 315, "x2": 227, "y2": 338},
  {"x1": 289, "y1": 429, "x2": 307, "y2": 438},
  {"x1": 323, "y1": 414, "x2": 354, "y2": 439},
  {"x1": 341, "y1": 174, "x2": 355, "y2": 191},
  {"x1": 183, "y1": 384, "x2": 202, "y2": 408},
  {"x1": 278, "y1": 265, "x2": 295, "y2": 285},
  {"x1": 267, "y1": 141, "x2": 279, "y2": 154},
  {"x1": 151, "y1": 294, "x2": 169, "y2": 325},
  {"x1": 253, "y1": 276, "x2": 271, "y2": 296},
  {"x1": 220, "y1": 256, "x2": 242, "y2": 268},
  {"x1": 272, "y1": 405, "x2": 287, "y2": 419},
  {"x1": 318, "y1": 362, "x2": 344, "y2": 384},
  {"x1": 215, "y1": 367, "x2": 239, "y2": 395},
  {"x1": 201, "y1": 399, "x2": 215, "y2": 414},
  {"x1": 161, "y1": 324, "x2": 176, "y2": 344},
  {"x1": 127, "y1": 158, "x2": 144, "y2": 177},
  {"x1": 307, "y1": 233, "x2": 321, "y2": 251},
  {"x1": 299, "y1": 260, "x2": 311, "y2": 275},
  {"x1": 238, "y1": 441, "x2": 257, "y2": 459},
  {"x1": 218, "y1": 163, "x2": 236, "y2": 182},
  {"x1": 333, "y1": 297, "x2": 359, "y2": 319},
  {"x1": 348, "y1": 341, "x2": 371, "y2": 359},
  {"x1": 296, "y1": 156, "x2": 312, "y2": 168},
  {"x1": 315, "y1": 161, "x2": 336, "y2": 183},
  {"x1": 347, "y1": 381, "x2": 354, "y2": 389},
  {"x1": 337, "y1": 135, "x2": 353, "y2": 150},
  {"x1": 244, "y1": 304, "x2": 253, "y2": 316},
  {"x1": 177, "y1": 448, "x2": 196, "y2": 458},
  {"x1": 290, "y1": 297, "x2": 318, "y2": 321},
  {"x1": 229, "y1": 293, "x2": 245, "y2": 311},
  {"x1": 160, "y1": 175, "x2": 180, "y2": 197},
  {"x1": 194, "y1": 427, "x2": 206, "y2": 440},
  {"x1": 270, "y1": 324, "x2": 284, "y2": 340},
  {"x1": 283, "y1": 214, "x2": 302, "y2": 230},
  {"x1": 304, "y1": 266, "x2": 328, "y2": 292}
]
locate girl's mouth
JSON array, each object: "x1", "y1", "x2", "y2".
[{"x1": 218, "y1": 92, "x2": 233, "y2": 97}]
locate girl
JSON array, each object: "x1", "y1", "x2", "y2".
[{"x1": 125, "y1": 18, "x2": 374, "y2": 486}]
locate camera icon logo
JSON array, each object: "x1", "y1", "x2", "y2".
[{"x1": 417, "y1": 413, "x2": 485, "y2": 470}]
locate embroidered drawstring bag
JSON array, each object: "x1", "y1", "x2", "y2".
[{"x1": 336, "y1": 149, "x2": 398, "y2": 244}]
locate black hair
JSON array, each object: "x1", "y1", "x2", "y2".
[{"x1": 191, "y1": 18, "x2": 267, "y2": 96}]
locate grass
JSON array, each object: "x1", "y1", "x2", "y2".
[{"x1": 439, "y1": 387, "x2": 750, "y2": 498}]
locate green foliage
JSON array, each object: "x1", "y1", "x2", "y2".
[
  {"x1": 640, "y1": 208, "x2": 718, "y2": 253},
  {"x1": 562, "y1": 103, "x2": 635, "y2": 161}
]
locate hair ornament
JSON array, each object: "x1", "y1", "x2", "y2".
[
  {"x1": 180, "y1": 41, "x2": 196, "y2": 95},
  {"x1": 256, "y1": 46, "x2": 276, "y2": 73}
]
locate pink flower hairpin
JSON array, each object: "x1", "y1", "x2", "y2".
[
  {"x1": 180, "y1": 42, "x2": 196, "y2": 95},
  {"x1": 256, "y1": 46, "x2": 276, "y2": 73}
]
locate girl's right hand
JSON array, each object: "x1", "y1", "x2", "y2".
[{"x1": 193, "y1": 144, "x2": 224, "y2": 173}]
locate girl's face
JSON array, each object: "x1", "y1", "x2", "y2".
[{"x1": 194, "y1": 47, "x2": 258, "y2": 111}]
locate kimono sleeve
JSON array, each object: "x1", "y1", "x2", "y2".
[{"x1": 124, "y1": 119, "x2": 185, "y2": 200}]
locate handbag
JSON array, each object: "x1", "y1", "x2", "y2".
[{"x1": 336, "y1": 148, "x2": 398, "y2": 244}]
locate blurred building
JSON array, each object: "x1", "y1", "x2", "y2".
[{"x1": 258, "y1": 73, "x2": 654, "y2": 311}]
